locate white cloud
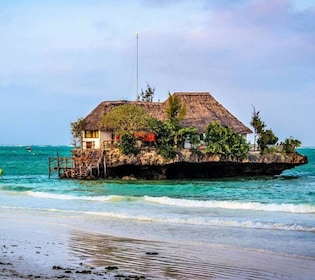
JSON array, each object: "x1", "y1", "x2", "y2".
[{"x1": 0, "y1": 0, "x2": 314, "y2": 145}]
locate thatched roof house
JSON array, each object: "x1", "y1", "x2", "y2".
[{"x1": 82, "y1": 92, "x2": 252, "y2": 149}]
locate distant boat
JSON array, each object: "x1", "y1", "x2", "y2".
[{"x1": 26, "y1": 146, "x2": 32, "y2": 152}]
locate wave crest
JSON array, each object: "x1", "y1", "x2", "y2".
[
  {"x1": 24, "y1": 191, "x2": 315, "y2": 213},
  {"x1": 26, "y1": 191, "x2": 120, "y2": 202},
  {"x1": 144, "y1": 196, "x2": 315, "y2": 213}
]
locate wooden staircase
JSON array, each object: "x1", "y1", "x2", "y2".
[
  {"x1": 71, "y1": 149, "x2": 105, "y2": 179},
  {"x1": 49, "y1": 148, "x2": 106, "y2": 179}
]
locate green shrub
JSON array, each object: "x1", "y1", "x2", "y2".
[
  {"x1": 282, "y1": 138, "x2": 301, "y2": 154},
  {"x1": 205, "y1": 121, "x2": 249, "y2": 161},
  {"x1": 119, "y1": 133, "x2": 138, "y2": 155}
]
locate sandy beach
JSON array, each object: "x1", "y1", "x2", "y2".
[{"x1": 1, "y1": 210, "x2": 314, "y2": 280}]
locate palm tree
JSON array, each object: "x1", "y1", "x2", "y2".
[{"x1": 165, "y1": 93, "x2": 186, "y2": 124}]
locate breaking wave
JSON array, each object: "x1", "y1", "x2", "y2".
[
  {"x1": 24, "y1": 191, "x2": 315, "y2": 214},
  {"x1": 25, "y1": 191, "x2": 130, "y2": 202},
  {"x1": 144, "y1": 196, "x2": 315, "y2": 213},
  {"x1": 2, "y1": 205, "x2": 314, "y2": 232}
]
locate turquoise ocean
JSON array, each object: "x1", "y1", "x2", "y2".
[{"x1": 0, "y1": 145, "x2": 314, "y2": 262}]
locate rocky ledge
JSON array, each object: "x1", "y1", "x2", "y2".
[{"x1": 104, "y1": 149, "x2": 308, "y2": 180}]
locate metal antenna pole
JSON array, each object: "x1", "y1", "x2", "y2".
[{"x1": 136, "y1": 32, "x2": 139, "y2": 98}]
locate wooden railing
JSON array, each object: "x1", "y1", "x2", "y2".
[
  {"x1": 49, "y1": 148, "x2": 105, "y2": 179},
  {"x1": 48, "y1": 157, "x2": 74, "y2": 178}
]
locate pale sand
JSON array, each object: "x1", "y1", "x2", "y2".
[{"x1": 1, "y1": 211, "x2": 314, "y2": 280}]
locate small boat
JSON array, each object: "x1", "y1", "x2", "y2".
[{"x1": 26, "y1": 146, "x2": 32, "y2": 152}]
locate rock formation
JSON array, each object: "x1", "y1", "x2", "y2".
[{"x1": 103, "y1": 149, "x2": 307, "y2": 180}]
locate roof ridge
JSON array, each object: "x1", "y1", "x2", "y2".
[{"x1": 173, "y1": 92, "x2": 210, "y2": 95}]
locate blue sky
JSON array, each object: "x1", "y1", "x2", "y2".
[{"x1": 0, "y1": 0, "x2": 314, "y2": 146}]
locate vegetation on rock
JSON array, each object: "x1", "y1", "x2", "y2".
[
  {"x1": 250, "y1": 107, "x2": 278, "y2": 154},
  {"x1": 147, "y1": 94, "x2": 199, "y2": 159},
  {"x1": 282, "y1": 137, "x2": 302, "y2": 154},
  {"x1": 250, "y1": 106, "x2": 266, "y2": 147},
  {"x1": 101, "y1": 104, "x2": 155, "y2": 155},
  {"x1": 70, "y1": 117, "x2": 85, "y2": 147},
  {"x1": 119, "y1": 133, "x2": 138, "y2": 155},
  {"x1": 205, "y1": 121, "x2": 249, "y2": 161},
  {"x1": 257, "y1": 129, "x2": 279, "y2": 154},
  {"x1": 148, "y1": 118, "x2": 177, "y2": 159},
  {"x1": 250, "y1": 106, "x2": 301, "y2": 155},
  {"x1": 73, "y1": 96, "x2": 302, "y2": 162},
  {"x1": 102, "y1": 104, "x2": 152, "y2": 134}
]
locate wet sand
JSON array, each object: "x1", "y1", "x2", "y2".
[{"x1": 1, "y1": 211, "x2": 314, "y2": 280}]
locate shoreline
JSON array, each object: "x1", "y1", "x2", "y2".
[{"x1": 1, "y1": 211, "x2": 314, "y2": 279}]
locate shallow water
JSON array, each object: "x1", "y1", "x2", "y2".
[
  {"x1": 2, "y1": 213, "x2": 313, "y2": 280},
  {"x1": 0, "y1": 146, "x2": 314, "y2": 261}
]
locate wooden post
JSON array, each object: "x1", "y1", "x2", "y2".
[
  {"x1": 103, "y1": 150, "x2": 107, "y2": 179},
  {"x1": 48, "y1": 157, "x2": 51, "y2": 178},
  {"x1": 57, "y1": 151, "x2": 60, "y2": 178}
]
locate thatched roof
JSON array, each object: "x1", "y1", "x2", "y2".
[{"x1": 83, "y1": 92, "x2": 252, "y2": 135}]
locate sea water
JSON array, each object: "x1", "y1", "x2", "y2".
[{"x1": 0, "y1": 145, "x2": 314, "y2": 260}]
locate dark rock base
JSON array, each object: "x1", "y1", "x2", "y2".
[{"x1": 105, "y1": 160, "x2": 306, "y2": 180}]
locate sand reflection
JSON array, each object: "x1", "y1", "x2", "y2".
[
  {"x1": 67, "y1": 230, "x2": 311, "y2": 280},
  {"x1": 69, "y1": 231, "x2": 187, "y2": 279}
]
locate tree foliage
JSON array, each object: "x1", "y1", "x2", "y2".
[
  {"x1": 70, "y1": 117, "x2": 85, "y2": 147},
  {"x1": 148, "y1": 117, "x2": 201, "y2": 159},
  {"x1": 144, "y1": 93, "x2": 190, "y2": 159},
  {"x1": 102, "y1": 104, "x2": 152, "y2": 134},
  {"x1": 257, "y1": 129, "x2": 279, "y2": 153},
  {"x1": 205, "y1": 121, "x2": 249, "y2": 160},
  {"x1": 282, "y1": 137, "x2": 302, "y2": 154},
  {"x1": 250, "y1": 106, "x2": 278, "y2": 153},
  {"x1": 165, "y1": 93, "x2": 186, "y2": 124},
  {"x1": 137, "y1": 83, "x2": 155, "y2": 102},
  {"x1": 119, "y1": 133, "x2": 138, "y2": 155},
  {"x1": 250, "y1": 106, "x2": 265, "y2": 151},
  {"x1": 148, "y1": 118, "x2": 177, "y2": 159},
  {"x1": 250, "y1": 106, "x2": 266, "y2": 136},
  {"x1": 176, "y1": 126, "x2": 200, "y2": 149}
]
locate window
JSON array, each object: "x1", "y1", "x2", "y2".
[
  {"x1": 85, "y1": 130, "x2": 99, "y2": 138},
  {"x1": 86, "y1": 141, "x2": 94, "y2": 149}
]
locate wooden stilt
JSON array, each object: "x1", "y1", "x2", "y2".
[{"x1": 48, "y1": 148, "x2": 105, "y2": 180}]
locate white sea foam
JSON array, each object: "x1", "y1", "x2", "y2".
[
  {"x1": 144, "y1": 196, "x2": 315, "y2": 213},
  {"x1": 39, "y1": 207, "x2": 315, "y2": 232},
  {"x1": 2, "y1": 205, "x2": 314, "y2": 232},
  {"x1": 25, "y1": 191, "x2": 315, "y2": 213},
  {"x1": 42, "y1": 209, "x2": 315, "y2": 232},
  {"x1": 25, "y1": 191, "x2": 118, "y2": 202},
  {"x1": 160, "y1": 217, "x2": 315, "y2": 232}
]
